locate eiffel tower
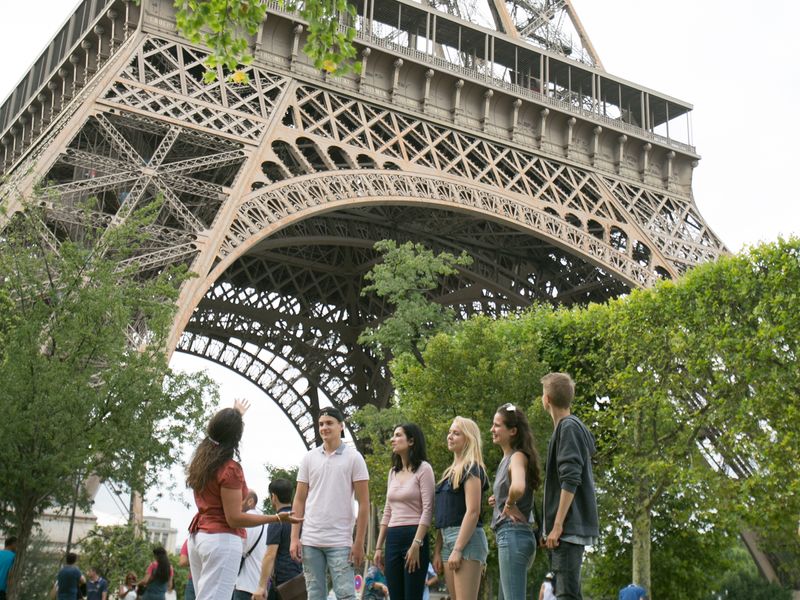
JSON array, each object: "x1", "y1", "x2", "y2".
[{"x1": 0, "y1": 0, "x2": 726, "y2": 449}]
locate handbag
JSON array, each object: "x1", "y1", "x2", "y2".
[{"x1": 275, "y1": 573, "x2": 307, "y2": 600}]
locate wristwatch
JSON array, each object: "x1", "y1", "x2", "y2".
[{"x1": 413, "y1": 538, "x2": 424, "y2": 546}]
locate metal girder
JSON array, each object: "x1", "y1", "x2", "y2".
[{"x1": 4, "y1": 32, "x2": 720, "y2": 453}]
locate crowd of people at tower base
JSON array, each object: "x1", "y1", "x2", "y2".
[
  {"x1": 2, "y1": 372, "x2": 650, "y2": 600},
  {"x1": 0, "y1": 543, "x2": 176, "y2": 599},
  {"x1": 176, "y1": 371, "x2": 641, "y2": 600}
]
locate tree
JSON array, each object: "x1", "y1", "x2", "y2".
[
  {"x1": 358, "y1": 240, "x2": 473, "y2": 365},
  {"x1": 11, "y1": 530, "x2": 61, "y2": 600},
  {"x1": 707, "y1": 546, "x2": 793, "y2": 600},
  {"x1": 531, "y1": 240, "x2": 800, "y2": 594},
  {"x1": 262, "y1": 463, "x2": 299, "y2": 514},
  {"x1": 0, "y1": 203, "x2": 216, "y2": 600},
  {"x1": 174, "y1": 0, "x2": 360, "y2": 79},
  {"x1": 583, "y1": 488, "x2": 741, "y2": 600},
  {"x1": 378, "y1": 239, "x2": 800, "y2": 596},
  {"x1": 80, "y1": 523, "x2": 154, "y2": 593}
]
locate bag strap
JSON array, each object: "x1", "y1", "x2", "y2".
[
  {"x1": 239, "y1": 524, "x2": 265, "y2": 576},
  {"x1": 245, "y1": 525, "x2": 265, "y2": 558}
]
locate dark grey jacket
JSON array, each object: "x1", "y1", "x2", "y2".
[{"x1": 543, "y1": 414, "x2": 599, "y2": 538}]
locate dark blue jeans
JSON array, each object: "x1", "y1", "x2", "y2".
[
  {"x1": 385, "y1": 525, "x2": 429, "y2": 600},
  {"x1": 184, "y1": 578, "x2": 195, "y2": 600},
  {"x1": 550, "y1": 541, "x2": 585, "y2": 599}
]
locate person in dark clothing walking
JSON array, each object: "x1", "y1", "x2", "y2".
[
  {"x1": 253, "y1": 479, "x2": 304, "y2": 600},
  {"x1": 54, "y1": 552, "x2": 85, "y2": 600},
  {"x1": 541, "y1": 373, "x2": 599, "y2": 600}
]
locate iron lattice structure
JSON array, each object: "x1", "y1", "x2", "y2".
[{"x1": 0, "y1": 0, "x2": 726, "y2": 448}]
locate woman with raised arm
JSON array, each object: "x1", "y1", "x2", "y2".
[
  {"x1": 432, "y1": 417, "x2": 488, "y2": 600},
  {"x1": 489, "y1": 403, "x2": 542, "y2": 600},
  {"x1": 186, "y1": 399, "x2": 301, "y2": 600},
  {"x1": 374, "y1": 424, "x2": 435, "y2": 599}
]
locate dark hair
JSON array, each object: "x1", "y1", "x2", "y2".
[
  {"x1": 540, "y1": 372, "x2": 575, "y2": 409},
  {"x1": 391, "y1": 423, "x2": 428, "y2": 473},
  {"x1": 4, "y1": 536, "x2": 16, "y2": 548},
  {"x1": 186, "y1": 408, "x2": 243, "y2": 491},
  {"x1": 269, "y1": 478, "x2": 294, "y2": 504},
  {"x1": 151, "y1": 547, "x2": 171, "y2": 584},
  {"x1": 496, "y1": 404, "x2": 541, "y2": 490},
  {"x1": 65, "y1": 552, "x2": 78, "y2": 565}
]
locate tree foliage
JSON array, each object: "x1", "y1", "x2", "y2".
[
  {"x1": 11, "y1": 530, "x2": 61, "y2": 600},
  {"x1": 0, "y1": 202, "x2": 216, "y2": 600},
  {"x1": 174, "y1": 0, "x2": 360, "y2": 80},
  {"x1": 175, "y1": 0, "x2": 267, "y2": 82},
  {"x1": 262, "y1": 463, "x2": 299, "y2": 514},
  {"x1": 364, "y1": 238, "x2": 800, "y2": 596},
  {"x1": 358, "y1": 240, "x2": 473, "y2": 365},
  {"x1": 574, "y1": 240, "x2": 800, "y2": 590},
  {"x1": 80, "y1": 523, "x2": 154, "y2": 593}
]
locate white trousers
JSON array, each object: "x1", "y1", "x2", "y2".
[{"x1": 187, "y1": 532, "x2": 244, "y2": 600}]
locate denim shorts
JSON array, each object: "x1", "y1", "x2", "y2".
[{"x1": 440, "y1": 525, "x2": 489, "y2": 565}]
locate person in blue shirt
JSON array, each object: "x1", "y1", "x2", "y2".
[
  {"x1": 618, "y1": 583, "x2": 648, "y2": 600},
  {"x1": 362, "y1": 565, "x2": 388, "y2": 600},
  {"x1": 422, "y1": 563, "x2": 438, "y2": 600},
  {"x1": 86, "y1": 567, "x2": 108, "y2": 600},
  {"x1": 54, "y1": 552, "x2": 85, "y2": 600},
  {"x1": 0, "y1": 536, "x2": 17, "y2": 600}
]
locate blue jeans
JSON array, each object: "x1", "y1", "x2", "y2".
[
  {"x1": 302, "y1": 546, "x2": 354, "y2": 600},
  {"x1": 550, "y1": 541, "x2": 584, "y2": 599},
  {"x1": 495, "y1": 522, "x2": 536, "y2": 600},
  {"x1": 184, "y1": 578, "x2": 196, "y2": 600},
  {"x1": 385, "y1": 525, "x2": 429, "y2": 600}
]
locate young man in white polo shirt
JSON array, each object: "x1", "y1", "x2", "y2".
[{"x1": 290, "y1": 407, "x2": 370, "y2": 600}]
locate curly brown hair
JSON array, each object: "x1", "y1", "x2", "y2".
[
  {"x1": 186, "y1": 408, "x2": 243, "y2": 491},
  {"x1": 497, "y1": 404, "x2": 542, "y2": 490}
]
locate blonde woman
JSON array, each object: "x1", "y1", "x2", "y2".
[{"x1": 432, "y1": 417, "x2": 488, "y2": 600}]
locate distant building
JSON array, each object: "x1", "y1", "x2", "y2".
[
  {"x1": 142, "y1": 516, "x2": 178, "y2": 554},
  {"x1": 35, "y1": 506, "x2": 98, "y2": 553}
]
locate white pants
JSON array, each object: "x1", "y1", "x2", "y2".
[{"x1": 187, "y1": 532, "x2": 244, "y2": 600}]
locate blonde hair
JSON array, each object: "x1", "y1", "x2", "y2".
[{"x1": 440, "y1": 416, "x2": 485, "y2": 489}]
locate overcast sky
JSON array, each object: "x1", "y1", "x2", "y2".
[{"x1": 2, "y1": 0, "x2": 799, "y2": 542}]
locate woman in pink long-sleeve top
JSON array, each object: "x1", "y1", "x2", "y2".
[{"x1": 374, "y1": 423, "x2": 435, "y2": 600}]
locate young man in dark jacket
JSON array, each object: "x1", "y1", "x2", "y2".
[{"x1": 541, "y1": 372, "x2": 599, "y2": 600}]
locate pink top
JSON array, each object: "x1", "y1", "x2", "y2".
[{"x1": 380, "y1": 461, "x2": 435, "y2": 528}]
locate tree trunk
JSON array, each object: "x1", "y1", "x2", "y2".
[
  {"x1": 631, "y1": 502, "x2": 652, "y2": 596},
  {"x1": 6, "y1": 499, "x2": 38, "y2": 600},
  {"x1": 631, "y1": 406, "x2": 652, "y2": 596}
]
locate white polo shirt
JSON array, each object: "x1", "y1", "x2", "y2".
[{"x1": 297, "y1": 442, "x2": 369, "y2": 547}]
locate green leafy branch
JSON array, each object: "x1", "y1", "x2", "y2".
[{"x1": 173, "y1": 0, "x2": 361, "y2": 82}]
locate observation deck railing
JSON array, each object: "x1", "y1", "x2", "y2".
[{"x1": 264, "y1": 1, "x2": 695, "y2": 155}]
